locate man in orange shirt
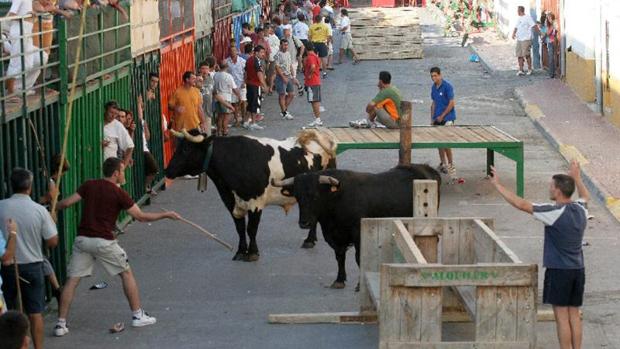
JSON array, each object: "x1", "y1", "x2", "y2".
[
  {"x1": 168, "y1": 71, "x2": 207, "y2": 134},
  {"x1": 364, "y1": 71, "x2": 401, "y2": 129}
]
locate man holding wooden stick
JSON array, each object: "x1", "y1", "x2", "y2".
[
  {"x1": 53, "y1": 157, "x2": 180, "y2": 337},
  {"x1": 490, "y1": 160, "x2": 589, "y2": 349},
  {"x1": 0, "y1": 168, "x2": 59, "y2": 349}
]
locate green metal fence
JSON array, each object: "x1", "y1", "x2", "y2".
[{"x1": 194, "y1": 34, "x2": 213, "y2": 70}]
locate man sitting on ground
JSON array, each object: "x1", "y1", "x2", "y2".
[{"x1": 355, "y1": 71, "x2": 401, "y2": 129}]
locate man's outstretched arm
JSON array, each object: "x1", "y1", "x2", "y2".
[{"x1": 490, "y1": 166, "x2": 533, "y2": 214}]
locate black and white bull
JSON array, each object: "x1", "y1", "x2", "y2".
[
  {"x1": 273, "y1": 164, "x2": 441, "y2": 288},
  {"x1": 165, "y1": 129, "x2": 337, "y2": 261}
]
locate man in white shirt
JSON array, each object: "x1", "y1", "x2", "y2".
[
  {"x1": 512, "y1": 6, "x2": 537, "y2": 76},
  {"x1": 213, "y1": 61, "x2": 241, "y2": 136},
  {"x1": 293, "y1": 13, "x2": 310, "y2": 45},
  {"x1": 103, "y1": 101, "x2": 134, "y2": 166},
  {"x1": 267, "y1": 25, "x2": 281, "y2": 93},
  {"x1": 336, "y1": 9, "x2": 360, "y2": 65},
  {"x1": 225, "y1": 46, "x2": 247, "y2": 126}
]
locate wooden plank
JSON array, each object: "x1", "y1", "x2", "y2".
[
  {"x1": 385, "y1": 263, "x2": 538, "y2": 287},
  {"x1": 413, "y1": 180, "x2": 439, "y2": 218},
  {"x1": 369, "y1": 128, "x2": 396, "y2": 142},
  {"x1": 360, "y1": 218, "x2": 395, "y2": 312},
  {"x1": 420, "y1": 287, "x2": 442, "y2": 342},
  {"x1": 458, "y1": 219, "x2": 475, "y2": 264},
  {"x1": 393, "y1": 220, "x2": 427, "y2": 264},
  {"x1": 382, "y1": 341, "x2": 530, "y2": 349},
  {"x1": 268, "y1": 311, "x2": 377, "y2": 324},
  {"x1": 452, "y1": 286, "x2": 476, "y2": 320},
  {"x1": 380, "y1": 264, "x2": 423, "y2": 345},
  {"x1": 495, "y1": 286, "x2": 519, "y2": 342},
  {"x1": 516, "y1": 286, "x2": 537, "y2": 345},
  {"x1": 366, "y1": 271, "x2": 381, "y2": 311},
  {"x1": 329, "y1": 127, "x2": 356, "y2": 144},
  {"x1": 475, "y1": 286, "x2": 498, "y2": 341},
  {"x1": 474, "y1": 219, "x2": 522, "y2": 263},
  {"x1": 441, "y1": 219, "x2": 460, "y2": 264},
  {"x1": 413, "y1": 236, "x2": 439, "y2": 263}
]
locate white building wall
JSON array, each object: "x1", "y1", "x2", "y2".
[{"x1": 563, "y1": 0, "x2": 596, "y2": 60}]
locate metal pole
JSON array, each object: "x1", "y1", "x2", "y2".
[{"x1": 595, "y1": 0, "x2": 603, "y2": 114}]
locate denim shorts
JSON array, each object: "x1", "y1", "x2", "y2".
[{"x1": 0, "y1": 262, "x2": 45, "y2": 314}]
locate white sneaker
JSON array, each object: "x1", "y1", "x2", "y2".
[
  {"x1": 132, "y1": 312, "x2": 157, "y2": 327},
  {"x1": 282, "y1": 112, "x2": 294, "y2": 120},
  {"x1": 308, "y1": 118, "x2": 323, "y2": 127},
  {"x1": 249, "y1": 123, "x2": 264, "y2": 130},
  {"x1": 54, "y1": 324, "x2": 69, "y2": 337},
  {"x1": 526, "y1": 70, "x2": 532, "y2": 76},
  {"x1": 516, "y1": 70, "x2": 525, "y2": 76},
  {"x1": 242, "y1": 122, "x2": 251, "y2": 130},
  {"x1": 447, "y1": 163, "x2": 457, "y2": 178}
]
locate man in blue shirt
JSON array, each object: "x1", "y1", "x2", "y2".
[
  {"x1": 430, "y1": 67, "x2": 457, "y2": 179},
  {"x1": 0, "y1": 219, "x2": 18, "y2": 314},
  {"x1": 490, "y1": 160, "x2": 589, "y2": 349}
]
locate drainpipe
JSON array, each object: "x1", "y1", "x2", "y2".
[{"x1": 594, "y1": 0, "x2": 604, "y2": 114}]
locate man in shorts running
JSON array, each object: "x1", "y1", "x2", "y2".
[
  {"x1": 491, "y1": 160, "x2": 589, "y2": 349},
  {"x1": 53, "y1": 157, "x2": 180, "y2": 337},
  {"x1": 430, "y1": 66, "x2": 457, "y2": 179}
]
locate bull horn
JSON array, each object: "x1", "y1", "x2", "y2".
[
  {"x1": 318, "y1": 175, "x2": 339, "y2": 186},
  {"x1": 182, "y1": 129, "x2": 205, "y2": 143},
  {"x1": 271, "y1": 177, "x2": 295, "y2": 187},
  {"x1": 169, "y1": 129, "x2": 184, "y2": 138}
]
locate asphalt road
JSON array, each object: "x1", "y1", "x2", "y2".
[{"x1": 45, "y1": 8, "x2": 620, "y2": 349}]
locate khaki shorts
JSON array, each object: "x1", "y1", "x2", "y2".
[
  {"x1": 515, "y1": 40, "x2": 531, "y2": 57},
  {"x1": 376, "y1": 108, "x2": 399, "y2": 129},
  {"x1": 67, "y1": 236, "x2": 130, "y2": 278},
  {"x1": 341, "y1": 32, "x2": 353, "y2": 50}
]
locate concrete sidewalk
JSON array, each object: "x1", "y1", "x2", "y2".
[{"x1": 471, "y1": 33, "x2": 620, "y2": 222}]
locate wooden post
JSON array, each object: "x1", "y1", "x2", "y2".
[
  {"x1": 412, "y1": 180, "x2": 439, "y2": 263},
  {"x1": 399, "y1": 101, "x2": 412, "y2": 165}
]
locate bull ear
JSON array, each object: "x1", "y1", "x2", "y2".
[{"x1": 281, "y1": 188, "x2": 293, "y2": 197}]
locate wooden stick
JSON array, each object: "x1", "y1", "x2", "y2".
[
  {"x1": 162, "y1": 209, "x2": 233, "y2": 251},
  {"x1": 13, "y1": 259, "x2": 23, "y2": 313}
]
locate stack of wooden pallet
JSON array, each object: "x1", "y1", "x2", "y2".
[{"x1": 348, "y1": 7, "x2": 423, "y2": 60}]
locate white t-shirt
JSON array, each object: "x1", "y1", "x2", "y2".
[
  {"x1": 293, "y1": 21, "x2": 309, "y2": 40},
  {"x1": 103, "y1": 119, "x2": 134, "y2": 160},
  {"x1": 141, "y1": 119, "x2": 149, "y2": 152},
  {"x1": 514, "y1": 15, "x2": 535, "y2": 41},
  {"x1": 9, "y1": 0, "x2": 32, "y2": 16},
  {"x1": 214, "y1": 71, "x2": 237, "y2": 102},
  {"x1": 339, "y1": 16, "x2": 351, "y2": 33},
  {"x1": 226, "y1": 56, "x2": 246, "y2": 87}
]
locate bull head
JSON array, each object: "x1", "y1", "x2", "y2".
[{"x1": 170, "y1": 128, "x2": 205, "y2": 143}]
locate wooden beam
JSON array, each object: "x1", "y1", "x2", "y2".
[
  {"x1": 268, "y1": 312, "x2": 378, "y2": 324},
  {"x1": 452, "y1": 286, "x2": 476, "y2": 320},
  {"x1": 413, "y1": 180, "x2": 439, "y2": 218},
  {"x1": 399, "y1": 101, "x2": 412, "y2": 165},
  {"x1": 385, "y1": 263, "x2": 538, "y2": 287},
  {"x1": 365, "y1": 271, "x2": 381, "y2": 311},
  {"x1": 474, "y1": 219, "x2": 522, "y2": 263},
  {"x1": 393, "y1": 220, "x2": 427, "y2": 264}
]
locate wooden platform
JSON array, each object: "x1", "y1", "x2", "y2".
[
  {"x1": 1, "y1": 88, "x2": 60, "y2": 122},
  {"x1": 319, "y1": 125, "x2": 525, "y2": 196},
  {"x1": 348, "y1": 7, "x2": 423, "y2": 60}
]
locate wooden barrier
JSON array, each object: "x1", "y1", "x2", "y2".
[{"x1": 269, "y1": 180, "x2": 539, "y2": 348}]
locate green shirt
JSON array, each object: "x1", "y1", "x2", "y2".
[{"x1": 372, "y1": 86, "x2": 402, "y2": 120}]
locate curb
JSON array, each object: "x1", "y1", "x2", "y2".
[
  {"x1": 513, "y1": 87, "x2": 620, "y2": 222},
  {"x1": 468, "y1": 44, "x2": 494, "y2": 74}
]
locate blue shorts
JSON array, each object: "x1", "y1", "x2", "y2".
[
  {"x1": 275, "y1": 76, "x2": 295, "y2": 95},
  {"x1": 0, "y1": 262, "x2": 45, "y2": 314}
]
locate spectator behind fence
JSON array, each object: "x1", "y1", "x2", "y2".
[
  {"x1": 198, "y1": 56, "x2": 217, "y2": 136},
  {"x1": 168, "y1": 71, "x2": 206, "y2": 134},
  {"x1": 0, "y1": 168, "x2": 59, "y2": 349},
  {"x1": 136, "y1": 96, "x2": 160, "y2": 195},
  {"x1": 103, "y1": 100, "x2": 134, "y2": 168},
  {"x1": 0, "y1": 311, "x2": 30, "y2": 349}
]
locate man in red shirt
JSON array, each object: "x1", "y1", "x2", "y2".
[
  {"x1": 243, "y1": 45, "x2": 269, "y2": 131},
  {"x1": 53, "y1": 157, "x2": 180, "y2": 337},
  {"x1": 304, "y1": 43, "x2": 323, "y2": 127}
]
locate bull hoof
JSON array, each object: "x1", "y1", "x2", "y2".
[
  {"x1": 330, "y1": 281, "x2": 346, "y2": 289},
  {"x1": 232, "y1": 252, "x2": 247, "y2": 261},
  {"x1": 245, "y1": 253, "x2": 260, "y2": 262},
  {"x1": 301, "y1": 240, "x2": 316, "y2": 249}
]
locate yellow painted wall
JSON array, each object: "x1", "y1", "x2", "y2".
[
  {"x1": 566, "y1": 51, "x2": 596, "y2": 103},
  {"x1": 603, "y1": 73, "x2": 620, "y2": 127}
]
